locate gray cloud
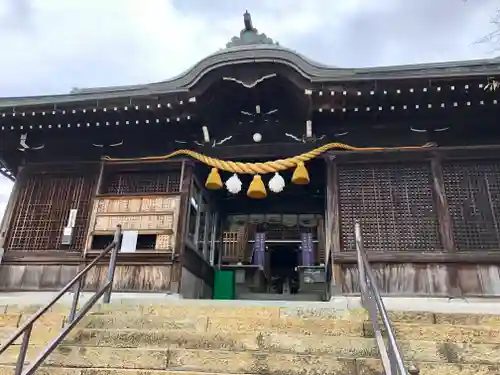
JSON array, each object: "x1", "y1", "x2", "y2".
[{"x1": 172, "y1": 0, "x2": 499, "y2": 66}]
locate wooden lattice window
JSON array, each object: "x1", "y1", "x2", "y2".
[
  {"x1": 100, "y1": 167, "x2": 181, "y2": 195},
  {"x1": 443, "y1": 160, "x2": 500, "y2": 250},
  {"x1": 338, "y1": 162, "x2": 440, "y2": 252},
  {"x1": 6, "y1": 169, "x2": 97, "y2": 251}
]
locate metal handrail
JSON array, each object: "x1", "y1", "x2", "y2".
[
  {"x1": 354, "y1": 220, "x2": 416, "y2": 375},
  {"x1": 0, "y1": 225, "x2": 122, "y2": 375}
]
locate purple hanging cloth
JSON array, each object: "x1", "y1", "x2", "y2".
[
  {"x1": 301, "y1": 232, "x2": 314, "y2": 266},
  {"x1": 252, "y1": 232, "x2": 266, "y2": 267}
]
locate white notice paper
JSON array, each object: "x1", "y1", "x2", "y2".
[{"x1": 120, "y1": 231, "x2": 138, "y2": 253}]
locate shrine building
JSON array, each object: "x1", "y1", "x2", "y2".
[{"x1": 0, "y1": 12, "x2": 499, "y2": 300}]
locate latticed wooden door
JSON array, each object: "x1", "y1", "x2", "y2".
[
  {"x1": 338, "y1": 162, "x2": 441, "y2": 252},
  {"x1": 443, "y1": 160, "x2": 500, "y2": 251},
  {"x1": 6, "y1": 170, "x2": 96, "y2": 252}
]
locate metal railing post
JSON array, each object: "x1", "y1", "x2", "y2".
[
  {"x1": 14, "y1": 324, "x2": 32, "y2": 375},
  {"x1": 354, "y1": 220, "x2": 368, "y2": 307},
  {"x1": 67, "y1": 277, "x2": 84, "y2": 324},
  {"x1": 354, "y1": 220, "x2": 409, "y2": 375},
  {"x1": 103, "y1": 225, "x2": 122, "y2": 304}
]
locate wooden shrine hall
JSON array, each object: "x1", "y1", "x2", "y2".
[{"x1": 0, "y1": 12, "x2": 500, "y2": 299}]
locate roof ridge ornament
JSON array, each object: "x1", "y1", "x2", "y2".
[{"x1": 225, "y1": 10, "x2": 279, "y2": 48}]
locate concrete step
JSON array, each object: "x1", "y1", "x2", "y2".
[{"x1": 64, "y1": 328, "x2": 500, "y2": 364}]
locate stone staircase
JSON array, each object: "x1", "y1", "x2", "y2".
[{"x1": 1, "y1": 300, "x2": 500, "y2": 374}]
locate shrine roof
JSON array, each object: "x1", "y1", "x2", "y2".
[{"x1": 1, "y1": 11, "x2": 500, "y2": 109}]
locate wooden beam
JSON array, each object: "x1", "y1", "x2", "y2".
[
  {"x1": 2, "y1": 250, "x2": 175, "y2": 266},
  {"x1": 332, "y1": 251, "x2": 500, "y2": 264},
  {"x1": 329, "y1": 144, "x2": 500, "y2": 164}
]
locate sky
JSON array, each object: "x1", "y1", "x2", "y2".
[{"x1": 0, "y1": 0, "x2": 499, "y2": 219}]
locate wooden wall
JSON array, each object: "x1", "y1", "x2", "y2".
[
  {"x1": 327, "y1": 148, "x2": 500, "y2": 297},
  {"x1": 0, "y1": 161, "x2": 188, "y2": 293},
  {"x1": 85, "y1": 195, "x2": 181, "y2": 251},
  {"x1": 0, "y1": 264, "x2": 79, "y2": 291},
  {"x1": 84, "y1": 264, "x2": 172, "y2": 292},
  {"x1": 341, "y1": 264, "x2": 500, "y2": 297}
]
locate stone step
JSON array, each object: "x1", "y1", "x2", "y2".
[
  {"x1": 4, "y1": 303, "x2": 500, "y2": 327},
  {"x1": 82, "y1": 314, "x2": 364, "y2": 337},
  {"x1": 1, "y1": 350, "x2": 499, "y2": 375},
  {"x1": 365, "y1": 321, "x2": 500, "y2": 344},
  {"x1": 82, "y1": 313, "x2": 500, "y2": 342},
  {"x1": 4, "y1": 311, "x2": 500, "y2": 347},
  {"x1": 0, "y1": 367, "x2": 255, "y2": 375},
  {"x1": 64, "y1": 328, "x2": 500, "y2": 364}
]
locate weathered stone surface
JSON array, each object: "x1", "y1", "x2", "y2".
[
  {"x1": 364, "y1": 321, "x2": 500, "y2": 343},
  {"x1": 65, "y1": 329, "x2": 259, "y2": 351},
  {"x1": 0, "y1": 314, "x2": 20, "y2": 328},
  {"x1": 82, "y1": 314, "x2": 207, "y2": 331},
  {"x1": 167, "y1": 349, "x2": 357, "y2": 374},
  {"x1": 18, "y1": 312, "x2": 65, "y2": 332},
  {"x1": 0, "y1": 327, "x2": 55, "y2": 346},
  {"x1": 357, "y1": 358, "x2": 500, "y2": 375},
  {"x1": 5, "y1": 304, "x2": 72, "y2": 314},
  {"x1": 0, "y1": 368, "x2": 275, "y2": 375},
  {"x1": 44, "y1": 346, "x2": 168, "y2": 370},
  {"x1": 0, "y1": 366, "x2": 82, "y2": 375},
  {"x1": 4, "y1": 303, "x2": 500, "y2": 374},
  {"x1": 0, "y1": 344, "x2": 40, "y2": 365},
  {"x1": 208, "y1": 315, "x2": 364, "y2": 336},
  {"x1": 434, "y1": 312, "x2": 500, "y2": 326},
  {"x1": 142, "y1": 305, "x2": 280, "y2": 320}
]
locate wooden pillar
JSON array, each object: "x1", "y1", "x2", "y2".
[
  {"x1": 325, "y1": 155, "x2": 342, "y2": 295},
  {"x1": 170, "y1": 160, "x2": 194, "y2": 293},
  {"x1": 430, "y1": 155, "x2": 460, "y2": 297},
  {"x1": 0, "y1": 167, "x2": 25, "y2": 264}
]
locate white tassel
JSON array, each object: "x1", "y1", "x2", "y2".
[
  {"x1": 225, "y1": 174, "x2": 242, "y2": 194},
  {"x1": 268, "y1": 172, "x2": 285, "y2": 193}
]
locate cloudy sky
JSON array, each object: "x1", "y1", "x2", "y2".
[{"x1": 0, "y1": 0, "x2": 499, "y2": 218}]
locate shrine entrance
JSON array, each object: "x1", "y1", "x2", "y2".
[{"x1": 213, "y1": 159, "x2": 328, "y2": 301}]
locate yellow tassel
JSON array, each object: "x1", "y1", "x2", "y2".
[
  {"x1": 247, "y1": 175, "x2": 267, "y2": 199},
  {"x1": 291, "y1": 162, "x2": 310, "y2": 185},
  {"x1": 205, "y1": 168, "x2": 223, "y2": 190}
]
